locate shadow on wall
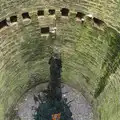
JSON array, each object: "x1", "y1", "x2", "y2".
[{"x1": 33, "y1": 54, "x2": 73, "y2": 120}]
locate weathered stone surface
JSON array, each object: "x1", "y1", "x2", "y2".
[{"x1": 0, "y1": 1, "x2": 120, "y2": 120}]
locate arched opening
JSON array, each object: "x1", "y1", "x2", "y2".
[{"x1": 61, "y1": 8, "x2": 69, "y2": 16}]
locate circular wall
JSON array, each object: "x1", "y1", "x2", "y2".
[{"x1": 0, "y1": 0, "x2": 120, "y2": 120}]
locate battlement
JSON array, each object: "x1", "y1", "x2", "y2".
[{"x1": 0, "y1": 8, "x2": 105, "y2": 35}]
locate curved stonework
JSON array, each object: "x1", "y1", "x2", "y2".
[
  {"x1": 0, "y1": 0, "x2": 120, "y2": 31},
  {"x1": 0, "y1": 1, "x2": 120, "y2": 120}
]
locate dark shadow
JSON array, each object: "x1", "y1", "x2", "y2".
[
  {"x1": 49, "y1": 9, "x2": 55, "y2": 15},
  {"x1": 22, "y1": 12, "x2": 31, "y2": 19},
  {"x1": 10, "y1": 16, "x2": 17, "y2": 23},
  {"x1": 48, "y1": 53, "x2": 62, "y2": 101},
  {"x1": 37, "y1": 10, "x2": 44, "y2": 16},
  {"x1": 33, "y1": 53, "x2": 73, "y2": 120},
  {"x1": 61, "y1": 8, "x2": 69, "y2": 16},
  {"x1": 76, "y1": 12, "x2": 85, "y2": 19},
  {"x1": 0, "y1": 19, "x2": 8, "y2": 29},
  {"x1": 93, "y1": 17, "x2": 104, "y2": 26},
  {"x1": 41, "y1": 27, "x2": 50, "y2": 34}
]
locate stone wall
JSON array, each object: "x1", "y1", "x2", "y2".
[
  {"x1": 0, "y1": 9, "x2": 55, "y2": 120},
  {"x1": 97, "y1": 66, "x2": 120, "y2": 120},
  {"x1": 0, "y1": 0, "x2": 120, "y2": 120},
  {"x1": 0, "y1": 0, "x2": 120, "y2": 31}
]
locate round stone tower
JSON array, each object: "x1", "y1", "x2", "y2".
[{"x1": 0, "y1": 0, "x2": 120, "y2": 120}]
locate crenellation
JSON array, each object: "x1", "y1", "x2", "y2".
[
  {"x1": 0, "y1": 0, "x2": 119, "y2": 32},
  {"x1": 0, "y1": 8, "x2": 107, "y2": 34}
]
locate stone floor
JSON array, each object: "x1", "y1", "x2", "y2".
[{"x1": 15, "y1": 83, "x2": 93, "y2": 120}]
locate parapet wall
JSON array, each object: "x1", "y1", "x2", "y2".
[{"x1": 0, "y1": 0, "x2": 120, "y2": 31}]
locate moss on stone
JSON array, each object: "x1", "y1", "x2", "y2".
[{"x1": 0, "y1": 1, "x2": 120, "y2": 120}]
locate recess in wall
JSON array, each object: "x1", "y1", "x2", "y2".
[
  {"x1": 76, "y1": 12, "x2": 85, "y2": 19},
  {"x1": 22, "y1": 12, "x2": 31, "y2": 19},
  {"x1": 10, "y1": 16, "x2": 17, "y2": 23},
  {"x1": 0, "y1": 19, "x2": 8, "y2": 29},
  {"x1": 93, "y1": 17, "x2": 104, "y2": 26},
  {"x1": 41, "y1": 27, "x2": 49, "y2": 34},
  {"x1": 49, "y1": 9, "x2": 55, "y2": 15},
  {"x1": 61, "y1": 8, "x2": 69, "y2": 16},
  {"x1": 37, "y1": 10, "x2": 44, "y2": 16}
]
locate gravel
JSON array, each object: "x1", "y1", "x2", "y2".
[{"x1": 15, "y1": 83, "x2": 93, "y2": 120}]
